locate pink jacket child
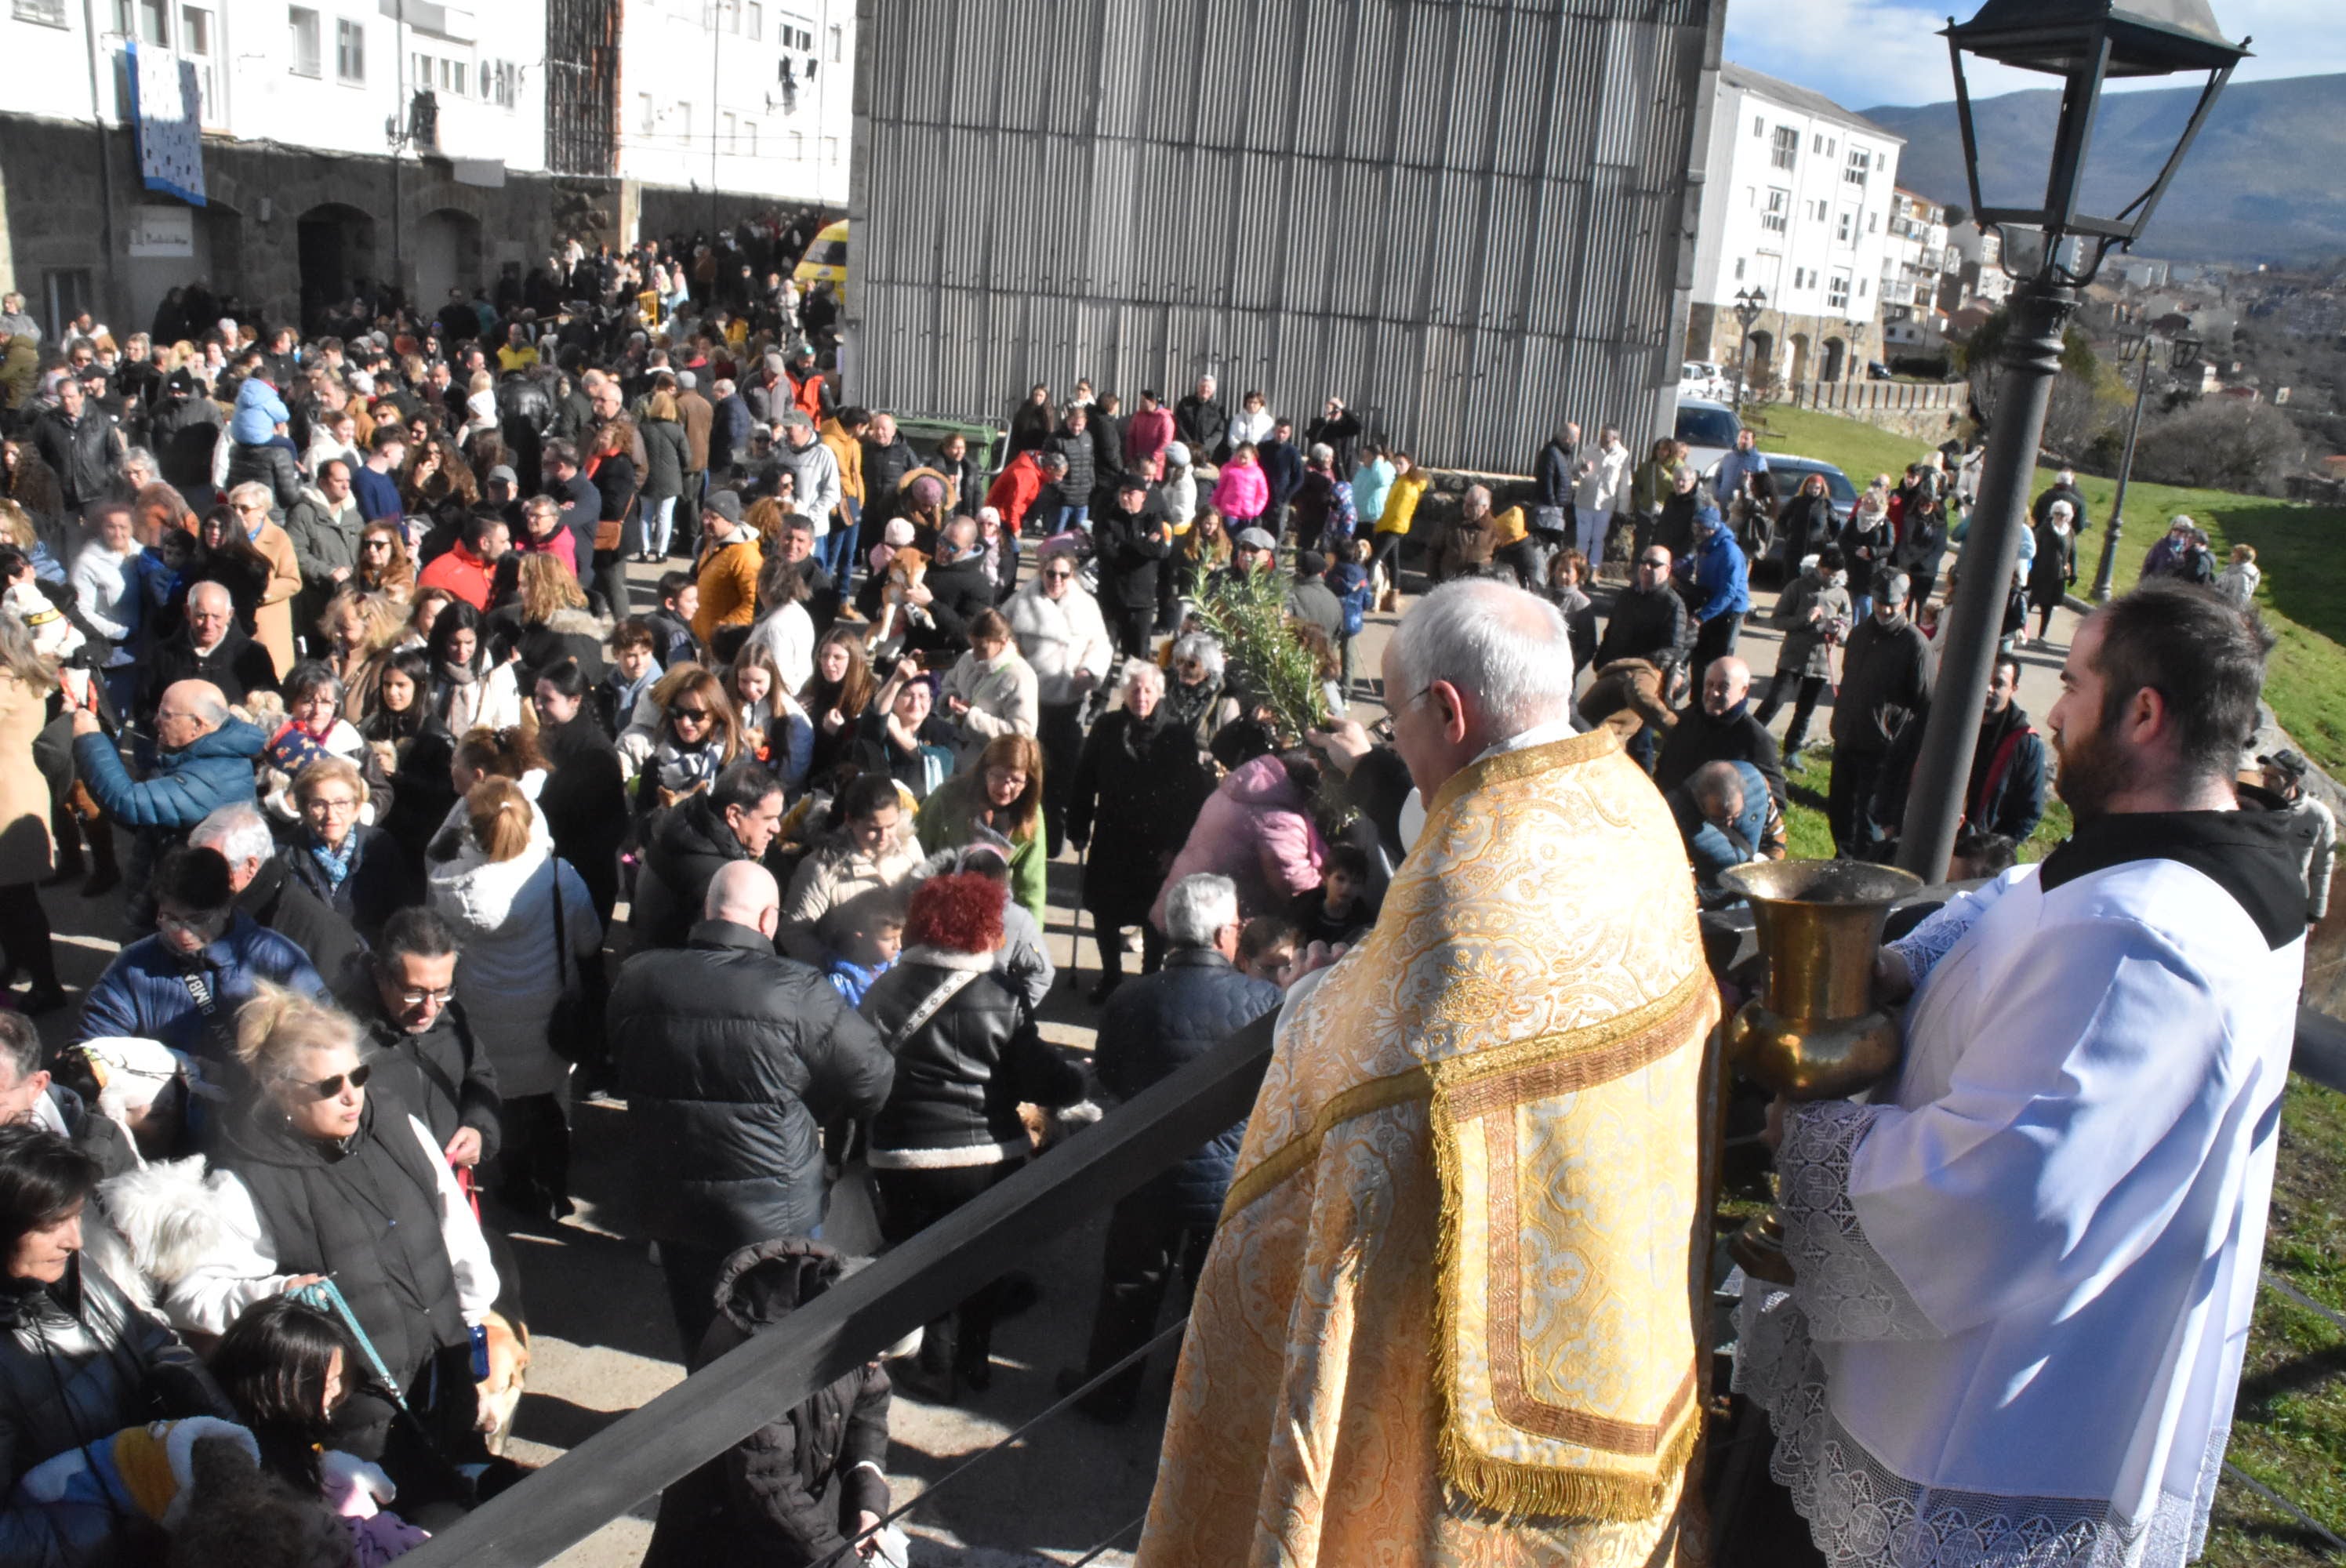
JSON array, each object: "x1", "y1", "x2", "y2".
[
  {"x1": 1210, "y1": 452, "x2": 1269, "y2": 526},
  {"x1": 1150, "y1": 752, "x2": 1327, "y2": 929}
]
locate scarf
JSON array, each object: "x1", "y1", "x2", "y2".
[
  {"x1": 1164, "y1": 674, "x2": 1220, "y2": 741},
  {"x1": 307, "y1": 831, "x2": 358, "y2": 891},
  {"x1": 1121, "y1": 700, "x2": 1174, "y2": 760}
]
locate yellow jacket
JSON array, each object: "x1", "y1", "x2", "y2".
[{"x1": 1379, "y1": 468, "x2": 1433, "y2": 536}]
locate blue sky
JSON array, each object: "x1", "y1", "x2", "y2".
[{"x1": 1723, "y1": 0, "x2": 2344, "y2": 111}]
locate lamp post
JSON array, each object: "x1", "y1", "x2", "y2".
[
  {"x1": 1894, "y1": 0, "x2": 2247, "y2": 884},
  {"x1": 2090, "y1": 325, "x2": 2203, "y2": 600},
  {"x1": 1733, "y1": 288, "x2": 1767, "y2": 412}
]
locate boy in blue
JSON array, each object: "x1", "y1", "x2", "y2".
[{"x1": 823, "y1": 904, "x2": 904, "y2": 1008}]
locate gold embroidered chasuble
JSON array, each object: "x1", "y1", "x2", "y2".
[{"x1": 1135, "y1": 728, "x2": 1716, "y2": 1568}]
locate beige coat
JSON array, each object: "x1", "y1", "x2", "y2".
[
  {"x1": 0, "y1": 671, "x2": 55, "y2": 884},
  {"x1": 251, "y1": 518, "x2": 303, "y2": 677}
]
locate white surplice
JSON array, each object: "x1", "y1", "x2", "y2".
[{"x1": 1738, "y1": 838, "x2": 2304, "y2": 1568}]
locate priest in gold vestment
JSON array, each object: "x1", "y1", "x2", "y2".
[{"x1": 1137, "y1": 580, "x2": 1716, "y2": 1567}]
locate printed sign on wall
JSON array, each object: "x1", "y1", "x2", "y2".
[{"x1": 127, "y1": 40, "x2": 207, "y2": 207}]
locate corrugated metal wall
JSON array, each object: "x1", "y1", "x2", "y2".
[{"x1": 848, "y1": 0, "x2": 1721, "y2": 475}]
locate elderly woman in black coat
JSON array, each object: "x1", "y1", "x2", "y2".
[{"x1": 1068, "y1": 661, "x2": 1215, "y2": 1000}]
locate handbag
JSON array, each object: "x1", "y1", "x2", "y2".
[{"x1": 544, "y1": 856, "x2": 608, "y2": 1069}]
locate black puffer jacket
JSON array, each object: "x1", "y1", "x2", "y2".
[
  {"x1": 223, "y1": 440, "x2": 304, "y2": 514},
  {"x1": 0, "y1": 1258, "x2": 223, "y2": 1566},
  {"x1": 1095, "y1": 949, "x2": 1283, "y2": 1226},
  {"x1": 608, "y1": 921, "x2": 893, "y2": 1250},
  {"x1": 642, "y1": 1240, "x2": 891, "y2": 1568},
  {"x1": 631, "y1": 796, "x2": 756, "y2": 949},
  {"x1": 859, "y1": 951, "x2": 1085, "y2": 1168},
  {"x1": 216, "y1": 1098, "x2": 468, "y2": 1395}
]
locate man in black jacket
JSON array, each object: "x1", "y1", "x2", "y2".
[
  {"x1": 1829, "y1": 570, "x2": 1934, "y2": 858},
  {"x1": 338, "y1": 907, "x2": 502, "y2": 1173},
  {"x1": 142, "y1": 583, "x2": 279, "y2": 718},
  {"x1": 608, "y1": 862, "x2": 894, "y2": 1352},
  {"x1": 1093, "y1": 474, "x2": 1172, "y2": 657},
  {"x1": 32, "y1": 378, "x2": 125, "y2": 514},
  {"x1": 1258, "y1": 419, "x2": 1306, "y2": 540},
  {"x1": 543, "y1": 439, "x2": 604, "y2": 575},
  {"x1": 1654, "y1": 655, "x2": 1785, "y2": 808},
  {"x1": 630, "y1": 763, "x2": 786, "y2": 949},
  {"x1": 1174, "y1": 375, "x2": 1229, "y2": 464},
  {"x1": 1059, "y1": 873, "x2": 1282, "y2": 1421},
  {"x1": 1533, "y1": 421, "x2": 1578, "y2": 546},
  {"x1": 906, "y1": 517, "x2": 997, "y2": 656}
]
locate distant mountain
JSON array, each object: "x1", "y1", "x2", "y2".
[{"x1": 1861, "y1": 73, "x2": 2346, "y2": 267}]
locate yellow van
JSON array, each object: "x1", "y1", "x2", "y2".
[{"x1": 794, "y1": 219, "x2": 848, "y2": 291}]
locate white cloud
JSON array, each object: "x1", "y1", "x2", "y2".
[{"x1": 1726, "y1": 0, "x2": 2346, "y2": 111}]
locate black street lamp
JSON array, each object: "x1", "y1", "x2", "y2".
[
  {"x1": 1733, "y1": 288, "x2": 1767, "y2": 411},
  {"x1": 2090, "y1": 325, "x2": 2203, "y2": 601},
  {"x1": 1894, "y1": 0, "x2": 2247, "y2": 882}
]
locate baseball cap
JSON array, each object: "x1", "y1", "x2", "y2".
[{"x1": 2259, "y1": 749, "x2": 2309, "y2": 782}]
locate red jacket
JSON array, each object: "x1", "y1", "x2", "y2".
[
  {"x1": 1124, "y1": 407, "x2": 1175, "y2": 480},
  {"x1": 787, "y1": 368, "x2": 826, "y2": 421},
  {"x1": 986, "y1": 452, "x2": 1044, "y2": 532},
  {"x1": 417, "y1": 542, "x2": 497, "y2": 610}
]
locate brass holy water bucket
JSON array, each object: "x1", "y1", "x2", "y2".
[{"x1": 1720, "y1": 859, "x2": 1923, "y2": 1284}]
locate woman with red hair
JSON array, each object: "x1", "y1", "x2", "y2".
[{"x1": 859, "y1": 873, "x2": 1085, "y2": 1402}]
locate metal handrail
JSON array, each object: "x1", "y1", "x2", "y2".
[{"x1": 401, "y1": 1010, "x2": 1280, "y2": 1567}]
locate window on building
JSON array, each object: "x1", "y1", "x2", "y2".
[
  {"x1": 746, "y1": 121, "x2": 757, "y2": 156},
  {"x1": 1752, "y1": 115, "x2": 1763, "y2": 138},
  {"x1": 335, "y1": 16, "x2": 363, "y2": 82},
  {"x1": 180, "y1": 5, "x2": 216, "y2": 114},
  {"x1": 828, "y1": 22, "x2": 842, "y2": 60},
  {"x1": 1761, "y1": 188, "x2": 1788, "y2": 234},
  {"x1": 1770, "y1": 125, "x2": 1797, "y2": 172},
  {"x1": 1859, "y1": 278, "x2": 1869, "y2": 297},
  {"x1": 639, "y1": 93, "x2": 656, "y2": 133},
  {"x1": 676, "y1": 102, "x2": 691, "y2": 140},
  {"x1": 1734, "y1": 257, "x2": 1745, "y2": 281},
  {"x1": 119, "y1": 0, "x2": 168, "y2": 42},
  {"x1": 13, "y1": 0, "x2": 69, "y2": 27},
  {"x1": 448, "y1": 59, "x2": 464, "y2": 96},
  {"x1": 1828, "y1": 274, "x2": 1850, "y2": 310},
  {"x1": 1837, "y1": 211, "x2": 1852, "y2": 242},
  {"x1": 721, "y1": 111, "x2": 736, "y2": 151},
  {"x1": 747, "y1": 2, "x2": 761, "y2": 38},
  {"x1": 824, "y1": 135, "x2": 840, "y2": 163},
  {"x1": 1868, "y1": 211, "x2": 1880, "y2": 233},
  {"x1": 788, "y1": 130, "x2": 804, "y2": 159},
  {"x1": 1846, "y1": 148, "x2": 1868, "y2": 185},
  {"x1": 289, "y1": 6, "x2": 320, "y2": 74}
]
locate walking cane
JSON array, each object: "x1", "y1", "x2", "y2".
[{"x1": 1066, "y1": 837, "x2": 1091, "y2": 993}]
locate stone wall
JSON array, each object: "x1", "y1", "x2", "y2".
[
  {"x1": 0, "y1": 111, "x2": 565, "y2": 334},
  {"x1": 1781, "y1": 377, "x2": 1971, "y2": 445}
]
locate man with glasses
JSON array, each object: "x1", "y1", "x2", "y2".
[
  {"x1": 77, "y1": 845, "x2": 323, "y2": 1066},
  {"x1": 340, "y1": 906, "x2": 501, "y2": 1174},
  {"x1": 1585, "y1": 546, "x2": 1694, "y2": 772}
]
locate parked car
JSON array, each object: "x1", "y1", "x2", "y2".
[
  {"x1": 1675, "y1": 398, "x2": 1743, "y2": 476},
  {"x1": 794, "y1": 219, "x2": 849, "y2": 290},
  {"x1": 1680, "y1": 361, "x2": 1733, "y2": 402},
  {"x1": 1867, "y1": 361, "x2": 1895, "y2": 381}
]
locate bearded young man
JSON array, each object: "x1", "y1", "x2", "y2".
[{"x1": 1740, "y1": 580, "x2": 2304, "y2": 1567}]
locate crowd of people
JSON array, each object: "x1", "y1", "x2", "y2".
[{"x1": 0, "y1": 221, "x2": 2330, "y2": 1568}]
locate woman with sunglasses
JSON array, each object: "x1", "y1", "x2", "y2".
[
  {"x1": 354, "y1": 519, "x2": 417, "y2": 600},
  {"x1": 176, "y1": 984, "x2": 499, "y2": 1505},
  {"x1": 634, "y1": 666, "x2": 742, "y2": 817}
]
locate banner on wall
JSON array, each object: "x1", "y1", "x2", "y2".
[{"x1": 125, "y1": 40, "x2": 207, "y2": 207}]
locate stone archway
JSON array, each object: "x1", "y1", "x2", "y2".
[
  {"x1": 1821, "y1": 336, "x2": 1847, "y2": 384},
  {"x1": 1789, "y1": 332, "x2": 1813, "y2": 387},
  {"x1": 296, "y1": 203, "x2": 377, "y2": 331},
  {"x1": 1745, "y1": 328, "x2": 1775, "y2": 394}
]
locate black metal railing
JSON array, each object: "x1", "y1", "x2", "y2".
[
  {"x1": 402, "y1": 1011, "x2": 1280, "y2": 1567},
  {"x1": 406, "y1": 959, "x2": 2346, "y2": 1566}
]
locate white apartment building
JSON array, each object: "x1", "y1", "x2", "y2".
[
  {"x1": 615, "y1": 0, "x2": 854, "y2": 222},
  {"x1": 1687, "y1": 62, "x2": 1904, "y2": 390}
]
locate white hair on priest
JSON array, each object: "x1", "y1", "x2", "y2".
[{"x1": 1389, "y1": 578, "x2": 1575, "y2": 736}]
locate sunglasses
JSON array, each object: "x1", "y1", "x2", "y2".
[
  {"x1": 1043, "y1": 569, "x2": 1074, "y2": 581},
  {"x1": 394, "y1": 985, "x2": 455, "y2": 1007},
  {"x1": 302, "y1": 1062, "x2": 372, "y2": 1099},
  {"x1": 672, "y1": 706, "x2": 710, "y2": 720}
]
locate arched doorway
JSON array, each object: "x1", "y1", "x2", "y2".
[
  {"x1": 296, "y1": 204, "x2": 376, "y2": 332},
  {"x1": 416, "y1": 209, "x2": 485, "y2": 313},
  {"x1": 1745, "y1": 329, "x2": 1775, "y2": 394},
  {"x1": 1789, "y1": 332, "x2": 1812, "y2": 388},
  {"x1": 1821, "y1": 336, "x2": 1847, "y2": 384}
]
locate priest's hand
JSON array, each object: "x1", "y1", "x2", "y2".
[{"x1": 1873, "y1": 946, "x2": 1916, "y2": 1008}]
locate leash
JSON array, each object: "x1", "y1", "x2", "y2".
[{"x1": 291, "y1": 1277, "x2": 411, "y2": 1416}]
